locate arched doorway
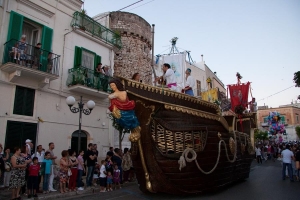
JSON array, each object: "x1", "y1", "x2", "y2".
[{"x1": 71, "y1": 130, "x2": 87, "y2": 153}]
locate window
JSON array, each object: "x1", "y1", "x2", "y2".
[
  {"x1": 81, "y1": 49, "x2": 95, "y2": 70},
  {"x1": 281, "y1": 116, "x2": 286, "y2": 124},
  {"x1": 73, "y1": 46, "x2": 101, "y2": 70},
  {"x1": 6, "y1": 11, "x2": 53, "y2": 71},
  {"x1": 71, "y1": 130, "x2": 87, "y2": 152},
  {"x1": 296, "y1": 114, "x2": 299, "y2": 123},
  {"x1": 263, "y1": 117, "x2": 268, "y2": 123},
  {"x1": 5, "y1": 120, "x2": 37, "y2": 151},
  {"x1": 13, "y1": 86, "x2": 35, "y2": 116},
  {"x1": 196, "y1": 80, "x2": 201, "y2": 96}
]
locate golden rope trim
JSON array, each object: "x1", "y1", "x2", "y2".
[
  {"x1": 164, "y1": 104, "x2": 229, "y2": 131},
  {"x1": 136, "y1": 100, "x2": 155, "y2": 125},
  {"x1": 124, "y1": 77, "x2": 221, "y2": 114}
]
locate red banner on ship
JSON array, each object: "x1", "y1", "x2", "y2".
[{"x1": 228, "y1": 82, "x2": 250, "y2": 111}]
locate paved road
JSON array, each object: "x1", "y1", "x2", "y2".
[{"x1": 62, "y1": 160, "x2": 300, "y2": 200}]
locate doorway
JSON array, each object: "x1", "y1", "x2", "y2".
[{"x1": 71, "y1": 130, "x2": 88, "y2": 153}]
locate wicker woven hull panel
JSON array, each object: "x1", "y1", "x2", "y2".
[{"x1": 120, "y1": 78, "x2": 254, "y2": 195}]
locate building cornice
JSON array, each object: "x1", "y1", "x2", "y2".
[
  {"x1": 58, "y1": 0, "x2": 83, "y2": 11},
  {"x1": 17, "y1": 0, "x2": 55, "y2": 18}
]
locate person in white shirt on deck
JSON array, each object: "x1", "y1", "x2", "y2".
[
  {"x1": 182, "y1": 68, "x2": 195, "y2": 96},
  {"x1": 155, "y1": 63, "x2": 177, "y2": 90}
]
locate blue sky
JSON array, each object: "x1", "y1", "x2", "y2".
[{"x1": 84, "y1": 0, "x2": 300, "y2": 108}]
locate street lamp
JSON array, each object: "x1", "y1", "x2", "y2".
[{"x1": 66, "y1": 96, "x2": 95, "y2": 153}]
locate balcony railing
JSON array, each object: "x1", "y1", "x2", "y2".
[
  {"x1": 71, "y1": 11, "x2": 122, "y2": 49},
  {"x1": 2, "y1": 39, "x2": 60, "y2": 75},
  {"x1": 66, "y1": 66, "x2": 113, "y2": 93}
]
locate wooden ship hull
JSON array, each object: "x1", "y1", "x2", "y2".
[{"x1": 120, "y1": 78, "x2": 256, "y2": 195}]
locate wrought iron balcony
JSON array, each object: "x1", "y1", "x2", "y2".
[
  {"x1": 66, "y1": 66, "x2": 113, "y2": 98},
  {"x1": 0, "y1": 39, "x2": 60, "y2": 87},
  {"x1": 71, "y1": 11, "x2": 122, "y2": 49}
]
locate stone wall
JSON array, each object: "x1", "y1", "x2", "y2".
[{"x1": 109, "y1": 11, "x2": 153, "y2": 84}]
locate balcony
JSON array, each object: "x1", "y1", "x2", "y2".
[
  {"x1": 66, "y1": 66, "x2": 113, "y2": 98},
  {"x1": 0, "y1": 39, "x2": 60, "y2": 87},
  {"x1": 71, "y1": 11, "x2": 122, "y2": 49}
]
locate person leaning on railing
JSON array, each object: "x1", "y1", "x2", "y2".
[
  {"x1": 33, "y1": 43, "x2": 43, "y2": 70},
  {"x1": 14, "y1": 35, "x2": 27, "y2": 65}
]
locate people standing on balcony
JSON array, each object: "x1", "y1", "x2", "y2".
[
  {"x1": 101, "y1": 65, "x2": 112, "y2": 92},
  {"x1": 95, "y1": 63, "x2": 102, "y2": 74},
  {"x1": 154, "y1": 63, "x2": 177, "y2": 91},
  {"x1": 182, "y1": 68, "x2": 195, "y2": 96},
  {"x1": 33, "y1": 43, "x2": 42, "y2": 70},
  {"x1": 14, "y1": 35, "x2": 27, "y2": 65},
  {"x1": 132, "y1": 73, "x2": 141, "y2": 82},
  {"x1": 102, "y1": 65, "x2": 112, "y2": 76}
]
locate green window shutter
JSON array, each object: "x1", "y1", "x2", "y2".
[
  {"x1": 41, "y1": 25, "x2": 53, "y2": 72},
  {"x1": 94, "y1": 55, "x2": 101, "y2": 69},
  {"x1": 7, "y1": 11, "x2": 24, "y2": 41},
  {"x1": 74, "y1": 46, "x2": 82, "y2": 68},
  {"x1": 281, "y1": 116, "x2": 285, "y2": 123},
  {"x1": 41, "y1": 25, "x2": 53, "y2": 52},
  {"x1": 13, "y1": 86, "x2": 35, "y2": 116}
]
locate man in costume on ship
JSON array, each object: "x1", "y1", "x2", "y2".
[
  {"x1": 182, "y1": 68, "x2": 195, "y2": 96},
  {"x1": 154, "y1": 63, "x2": 177, "y2": 91}
]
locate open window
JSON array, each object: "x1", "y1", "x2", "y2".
[{"x1": 6, "y1": 11, "x2": 53, "y2": 71}]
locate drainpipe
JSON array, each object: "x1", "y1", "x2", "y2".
[{"x1": 151, "y1": 24, "x2": 156, "y2": 86}]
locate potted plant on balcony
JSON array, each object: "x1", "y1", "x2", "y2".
[{"x1": 79, "y1": 9, "x2": 87, "y2": 31}]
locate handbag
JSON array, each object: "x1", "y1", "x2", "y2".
[
  {"x1": 68, "y1": 168, "x2": 72, "y2": 176},
  {"x1": 5, "y1": 162, "x2": 12, "y2": 172}
]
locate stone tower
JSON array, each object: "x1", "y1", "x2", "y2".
[{"x1": 109, "y1": 11, "x2": 152, "y2": 84}]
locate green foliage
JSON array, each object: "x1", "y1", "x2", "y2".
[
  {"x1": 293, "y1": 71, "x2": 300, "y2": 87},
  {"x1": 295, "y1": 126, "x2": 300, "y2": 139},
  {"x1": 254, "y1": 130, "x2": 269, "y2": 140},
  {"x1": 81, "y1": 9, "x2": 87, "y2": 15}
]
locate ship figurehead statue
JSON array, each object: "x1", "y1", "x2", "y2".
[{"x1": 107, "y1": 79, "x2": 152, "y2": 192}]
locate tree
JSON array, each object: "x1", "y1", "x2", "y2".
[
  {"x1": 295, "y1": 126, "x2": 300, "y2": 139},
  {"x1": 254, "y1": 129, "x2": 269, "y2": 140},
  {"x1": 293, "y1": 71, "x2": 300, "y2": 87},
  {"x1": 109, "y1": 113, "x2": 130, "y2": 150}
]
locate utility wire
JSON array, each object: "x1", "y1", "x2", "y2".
[
  {"x1": 95, "y1": 0, "x2": 144, "y2": 21},
  {"x1": 127, "y1": 0, "x2": 155, "y2": 11},
  {"x1": 257, "y1": 85, "x2": 294, "y2": 102}
]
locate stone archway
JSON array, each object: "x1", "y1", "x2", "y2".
[{"x1": 71, "y1": 130, "x2": 88, "y2": 152}]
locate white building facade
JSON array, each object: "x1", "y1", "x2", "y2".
[{"x1": 0, "y1": 0, "x2": 120, "y2": 160}]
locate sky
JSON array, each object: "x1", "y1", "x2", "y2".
[{"x1": 84, "y1": 0, "x2": 300, "y2": 108}]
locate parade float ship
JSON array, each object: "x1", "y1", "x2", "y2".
[{"x1": 112, "y1": 75, "x2": 256, "y2": 195}]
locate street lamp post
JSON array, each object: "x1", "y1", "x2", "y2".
[{"x1": 66, "y1": 96, "x2": 95, "y2": 153}]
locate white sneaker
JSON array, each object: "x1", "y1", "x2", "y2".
[
  {"x1": 49, "y1": 188, "x2": 57, "y2": 192},
  {"x1": 78, "y1": 187, "x2": 84, "y2": 191}
]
